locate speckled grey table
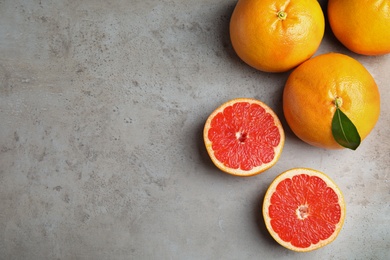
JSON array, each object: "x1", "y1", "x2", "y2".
[{"x1": 0, "y1": 0, "x2": 389, "y2": 259}]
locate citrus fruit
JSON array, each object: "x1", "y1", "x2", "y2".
[
  {"x1": 328, "y1": 0, "x2": 390, "y2": 55},
  {"x1": 283, "y1": 53, "x2": 380, "y2": 149},
  {"x1": 263, "y1": 168, "x2": 346, "y2": 252},
  {"x1": 203, "y1": 98, "x2": 285, "y2": 176},
  {"x1": 229, "y1": 0, "x2": 325, "y2": 72}
]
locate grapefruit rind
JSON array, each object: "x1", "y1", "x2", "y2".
[
  {"x1": 262, "y1": 168, "x2": 346, "y2": 252},
  {"x1": 203, "y1": 98, "x2": 285, "y2": 176}
]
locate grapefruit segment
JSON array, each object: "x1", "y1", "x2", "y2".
[
  {"x1": 203, "y1": 98, "x2": 285, "y2": 176},
  {"x1": 263, "y1": 168, "x2": 346, "y2": 252}
]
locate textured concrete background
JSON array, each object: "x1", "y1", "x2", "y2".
[{"x1": 0, "y1": 0, "x2": 389, "y2": 259}]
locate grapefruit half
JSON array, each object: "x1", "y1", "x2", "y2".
[
  {"x1": 203, "y1": 98, "x2": 285, "y2": 176},
  {"x1": 263, "y1": 168, "x2": 346, "y2": 252}
]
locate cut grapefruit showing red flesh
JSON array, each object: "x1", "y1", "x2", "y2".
[
  {"x1": 203, "y1": 98, "x2": 285, "y2": 176},
  {"x1": 263, "y1": 168, "x2": 346, "y2": 252}
]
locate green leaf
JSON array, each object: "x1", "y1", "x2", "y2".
[{"x1": 332, "y1": 107, "x2": 361, "y2": 150}]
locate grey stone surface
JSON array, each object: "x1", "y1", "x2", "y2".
[{"x1": 0, "y1": 0, "x2": 389, "y2": 259}]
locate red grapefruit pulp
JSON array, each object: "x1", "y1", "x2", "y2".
[
  {"x1": 203, "y1": 98, "x2": 285, "y2": 176},
  {"x1": 263, "y1": 168, "x2": 346, "y2": 251}
]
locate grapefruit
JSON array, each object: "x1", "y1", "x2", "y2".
[
  {"x1": 229, "y1": 0, "x2": 325, "y2": 72},
  {"x1": 328, "y1": 0, "x2": 390, "y2": 55},
  {"x1": 263, "y1": 168, "x2": 346, "y2": 252},
  {"x1": 203, "y1": 98, "x2": 285, "y2": 176},
  {"x1": 283, "y1": 53, "x2": 380, "y2": 149}
]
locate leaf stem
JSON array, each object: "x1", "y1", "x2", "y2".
[{"x1": 334, "y1": 97, "x2": 343, "y2": 108}]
